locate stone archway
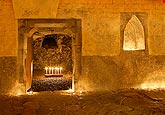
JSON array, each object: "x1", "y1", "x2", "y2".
[{"x1": 18, "y1": 19, "x2": 82, "y2": 93}]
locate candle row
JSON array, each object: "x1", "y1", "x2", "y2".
[{"x1": 45, "y1": 67, "x2": 62, "y2": 75}]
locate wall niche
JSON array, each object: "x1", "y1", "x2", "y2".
[
  {"x1": 18, "y1": 19, "x2": 82, "y2": 92},
  {"x1": 120, "y1": 12, "x2": 148, "y2": 52},
  {"x1": 33, "y1": 34, "x2": 73, "y2": 78}
]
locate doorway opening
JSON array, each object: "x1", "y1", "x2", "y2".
[{"x1": 18, "y1": 19, "x2": 82, "y2": 93}]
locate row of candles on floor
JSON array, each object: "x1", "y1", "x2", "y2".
[{"x1": 45, "y1": 67, "x2": 62, "y2": 75}]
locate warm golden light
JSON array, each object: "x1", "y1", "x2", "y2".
[
  {"x1": 55, "y1": 67, "x2": 59, "y2": 74},
  {"x1": 17, "y1": 93, "x2": 21, "y2": 96},
  {"x1": 16, "y1": 88, "x2": 23, "y2": 96},
  {"x1": 51, "y1": 67, "x2": 54, "y2": 74},
  {"x1": 9, "y1": 81, "x2": 25, "y2": 96},
  {"x1": 67, "y1": 88, "x2": 74, "y2": 93},
  {"x1": 140, "y1": 69, "x2": 165, "y2": 90},
  {"x1": 48, "y1": 67, "x2": 51, "y2": 74},
  {"x1": 28, "y1": 90, "x2": 33, "y2": 95},
  {"x1": 59, "y1": 67, "x2": 62, "y2": 74},
  {"x1": 45, "y1": 67, "x2": 48, "y2": 74},
  {"x1": 123, "y1": 15, "x2": 145, "y2": 51},
  {"x1": 45, "y1": 67, "x2": 63, "y2": 75},
  {"x1": 140, "y1": 82, "x2": 165, "y2": 90}
]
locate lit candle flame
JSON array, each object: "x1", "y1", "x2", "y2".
[
  {"x1": 68, "y1": 88, "x2": 74, "y2": 93},
  {"x1": 52, "y1": 67, "x2": 54, "y2": 74},
  {"x1": 45, "y1": 67, "x2": 48, "y2": 74},
  {"x1": 45, "y1": 66, "x2": 63, "y2": 75},
  {"x1": 59, "y1": 67, "x2": 62, "y2": 74},
  {"x1": 49, "y1": 67, "x2": 51, "y2": 74}
]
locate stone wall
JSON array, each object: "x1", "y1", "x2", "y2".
[
  {"x1": 0, "y1": 0, "x2": 165, "y2": 94},
  {"x1": 81, "y1": 54, "x2": 165, "y2": 91},
  {"x1": 0, "y1": 57, "x2": 19, "y2": 94},
  {"x1": 0, "y1": 0, "x2": 17, "y2": 56}
]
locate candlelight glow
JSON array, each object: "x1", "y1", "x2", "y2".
[
  {"x1": 16, "y1": 87, "x2": 24, "y2": 96},
  {"x1": 45, "y1": 67, "x2": 48, "y2": 74},
  {"x1": 49, "y1": 67, "x2": 51, "y2": 74},
  {"x1": 140, "y1": 68, "x2": 165, "y2": 90},
  {"x1": 31, "y1": 61, "x2": 33, "y2": 77},
  {"x1": 28, "y1": 90, "x2": 33, "y2": 95},
  {"x1": 17, "y1": 92, "x2": 21, "y2": 96},
  {"x1": 59, "y1": 67, "x2": 62, "y2": 74},
  {"x1": 123, "y1": 15, "x2": 145, "y2": 51},
  {"x1": 45, "y1": 66, "x2": 63, "y2": 75},
  {"x1": 140, "y1": 82, "x2": 165, "y2": 90},
  {"x1": 9, "y1": 81, "x2": 25, "y2": 96},
  {"x1": 51, "y1": 67, "x2": 54, "y2": 74},
  {"x1": 67, "y1": 88, "x2": 74, "y2": 93}
]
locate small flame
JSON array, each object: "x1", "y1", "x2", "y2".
[
  {"x1": 67, "y1": 88, "x2": 74, "y2": 93},
  {"x1": 17, "y1": 92, "x2": 21, "y2": 96},
  {"x1": 28, "y1": 90, "x2": 33, "y2": 95}
]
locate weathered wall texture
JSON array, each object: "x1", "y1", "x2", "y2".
[
  {"x1": 0, "y1": 0, "x2": 18, "y2": 94},
  {"x1": 12, "y1": 0, "x2": 60, "y2": 18},
  {"x1": 0, "y1": 57, "x2": 17, "y2": 94},
  {"x1": 0, "y1": 0, "x2": 17, "y2": 56},
  {"x1": 0, "y1": 0, "x2": 165, "y2": 94}
]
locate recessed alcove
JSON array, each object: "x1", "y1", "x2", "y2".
[
  {"x1": 18, "y1": 19, "x2": 82, "y2": 92},
  {"x1": 41, "y1": 36, "x2": 57, "y2": 49},
  {"x1": 123, "y1": 15, "x2": 145, "y2": 51},
  {"x1": 121, "y1": 12, "x2": 148, "y2": 52}
]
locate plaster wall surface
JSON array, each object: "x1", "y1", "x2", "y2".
[{"x1": 0, "y1": 0, "x2": 165, "y2": 56}]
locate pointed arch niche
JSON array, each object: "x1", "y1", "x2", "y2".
[{"x1": 122, "y1": 14, "x2": 146, "y2": 51}]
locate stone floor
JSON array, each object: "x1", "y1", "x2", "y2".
[{"x1": 0, "y1": 89, "x2": 165, "y2": 115}]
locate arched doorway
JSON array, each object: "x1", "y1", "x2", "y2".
[{"x1": 18, "y1": 19, "x2": 82, "y2": 93}]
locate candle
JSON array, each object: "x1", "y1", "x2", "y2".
[
  {"x1": 57, "y1": 67, "x2": 59, "y2": 74},
  {"x1": 52, "y1": 67, "x2": 54, "y2": 74},
  {"x1": 59, "y1": 67, "x2": 62, "y2": 74},
  {"x1": 45, "y1": 67, "x2": 48, "y2": 74},
  {"x1": 49, "y1": 67, "x2": 51, "y2": 74},
  {"x1": 55, "y1": 67, "x2": 58, "y2": 74}
]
